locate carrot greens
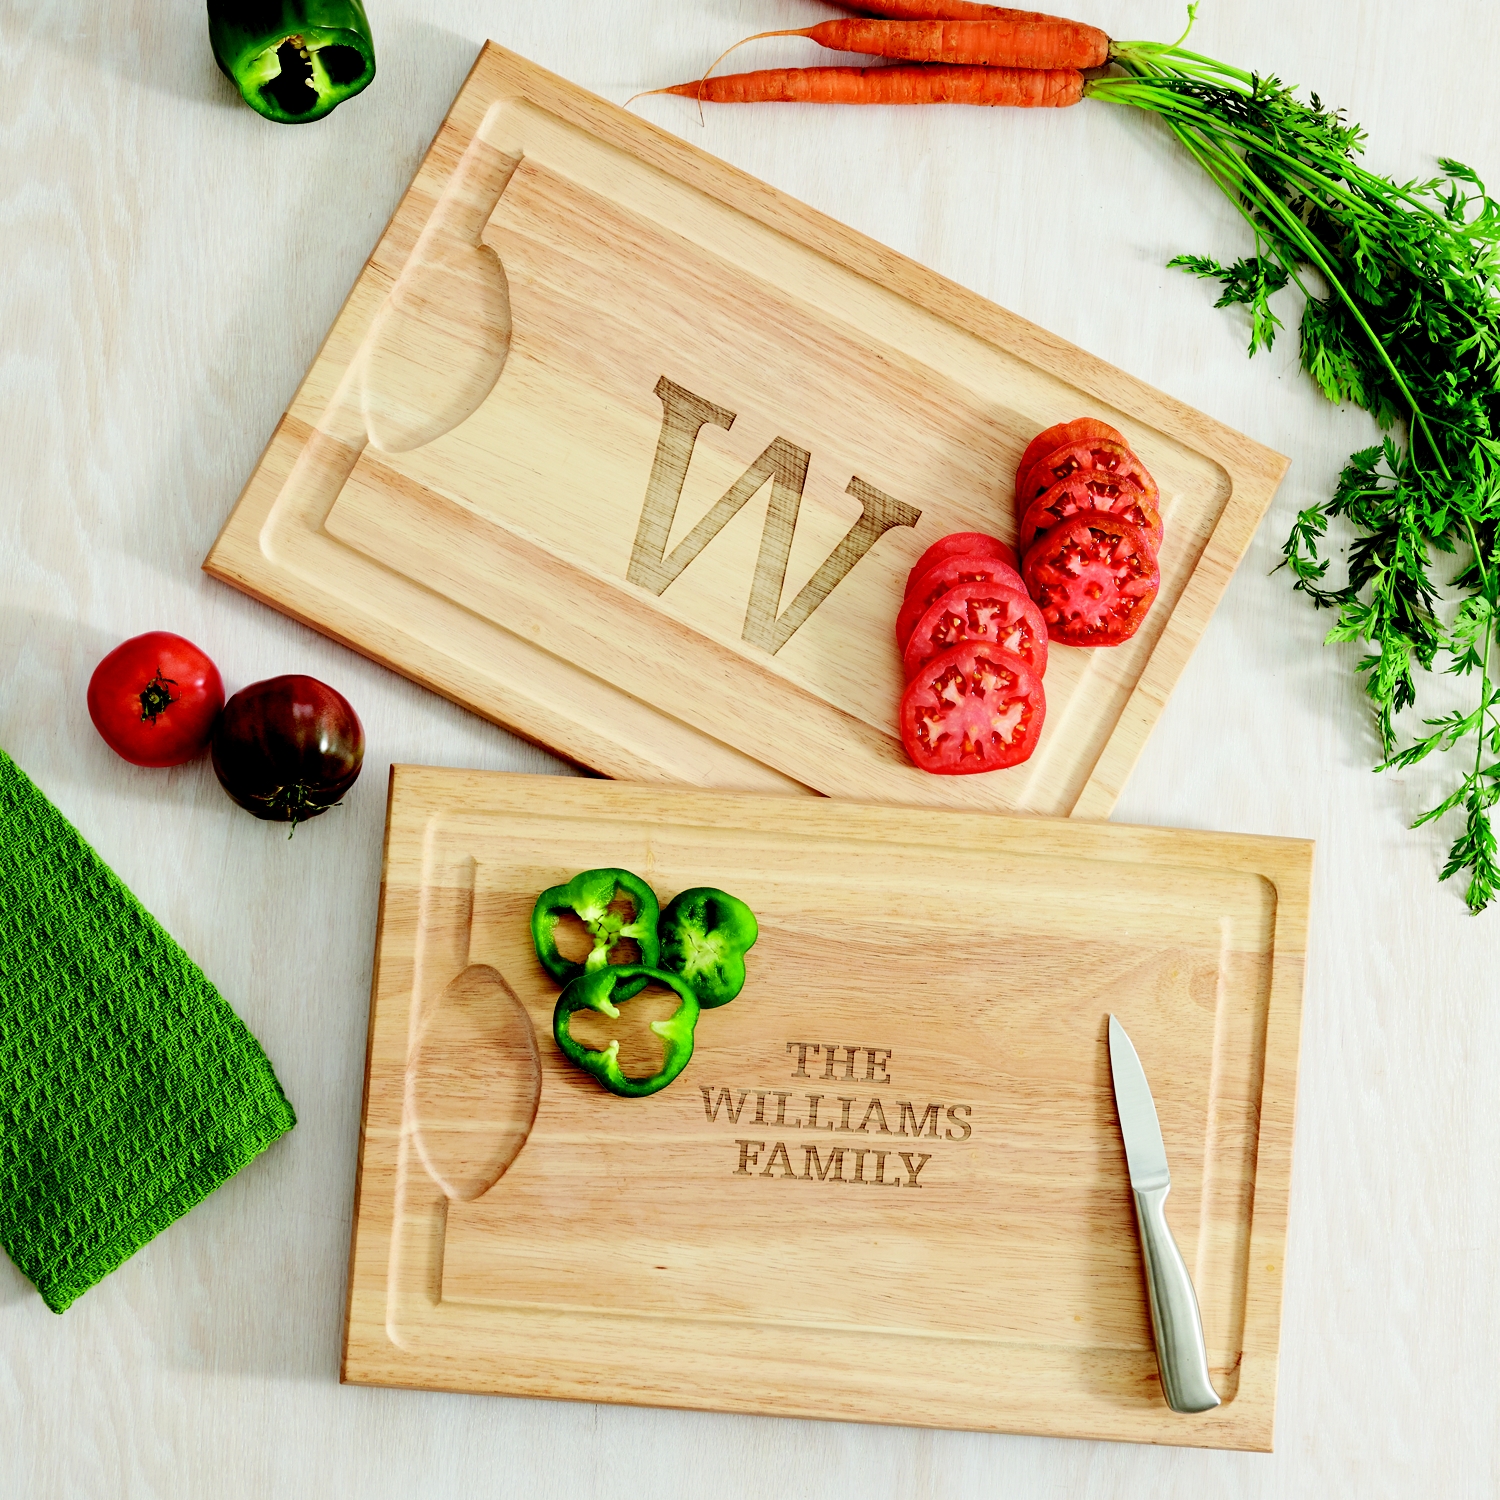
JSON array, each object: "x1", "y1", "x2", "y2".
[{"x1": 1090, "y1": 7, "x2": 1500, "y2": 910}]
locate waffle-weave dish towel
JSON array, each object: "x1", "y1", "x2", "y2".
[{"x1": 0, "y1": 748, "x2": 296, "y2": 1312}]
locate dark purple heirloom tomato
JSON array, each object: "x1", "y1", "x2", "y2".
[{"x1": 212, "y1": 674, "x2": 364, "y2": 827}]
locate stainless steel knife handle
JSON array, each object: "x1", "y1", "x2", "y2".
[{"x1": 1131, "y1": 1182, "x2": 1221, "y2": 1414}]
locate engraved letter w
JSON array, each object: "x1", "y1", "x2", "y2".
[{"x1": 627, "y1": 376, "x2": 921, "y2": 655}]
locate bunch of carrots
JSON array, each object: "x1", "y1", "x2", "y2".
[{"x1": 641, "y1": 0, "x2": 1113, "y2": 109}]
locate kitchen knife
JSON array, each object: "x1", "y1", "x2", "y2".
[{"x1": 1107, "y1": 1013, "x2": 1221, "y2": 1414}]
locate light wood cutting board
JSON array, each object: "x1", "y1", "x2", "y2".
[
  {"x1": 344, "y1": 768, "x2": 1311, "y2": 1450},
  {"x1": 205, "y1": 44, "x2": 1288, "y2": 818}
]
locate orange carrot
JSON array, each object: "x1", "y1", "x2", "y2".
[
  {"x1": 647, "y1": 65, "x2": 1085, "y2": 107},
  {"x1": 849, "y1": 2, "x2": 1063, "y2": 19},
  {"x1": 718, "y1": 19, "x2": 1110, "y2": 72}
]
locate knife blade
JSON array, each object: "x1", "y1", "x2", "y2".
[{"x1": 1107, "y1": 1014, "x2": 1221, "y2": 1414}]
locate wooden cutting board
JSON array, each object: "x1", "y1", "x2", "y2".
[
  {"x1": 205, "y1": 44, "x2": 1288, "y2": 818},
  {"x1": 343, "y1": 767, "x2": 1310, "y2": 1450}
]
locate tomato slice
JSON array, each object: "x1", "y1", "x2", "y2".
[
  {"x1": 900, "y1": 643, "x2": 1046, "y2": 775},
  {"x1": 902, "y1": 582, "x2": 1048, "y2": 681},
  {"x1": 1014, "y1": 418, "x2": 1124, "y2": 505},
  {"x1": 1018, "y1": 439, "x2": 1159, "y2": 512},
  {"x1": 905, "y1": 533, "x2": 1017, "y2": 596},
  {"x1": 1022, "y1": 515, "x2": 1161, "y2": 647},
  {"x1": 895, "y1": 552, "x2": 1026, "y2": 651},
  {"x1": 1018, "y1": 471, "x2": 1164, "y2": 553}
]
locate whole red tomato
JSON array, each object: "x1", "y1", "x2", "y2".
[{"x1": 87, "y1": 632, "x2": 225, "y2": 768}]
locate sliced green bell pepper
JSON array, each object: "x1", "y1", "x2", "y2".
[
  {"x1": 658, "y1": 887, "x2": 759, "y2": 1007},
  {"x1": 530, "y1": 868, "x2": 661, "y2": 1000},
  {"x1": 554, "y1": 967, "x2": 700, "y2": 1099},
  {"x1": 208, "y1": 1, "x2": 376, "y2": 124}
]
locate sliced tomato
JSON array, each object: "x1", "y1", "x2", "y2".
[
  {"x1": 1022, "y1": 515, "x2": 1160, "y2": 648},
  {"x1": 902, "y1": 582, "x2": 1048, "y2": 681},
  {"x1": 1018, "y1": 472, "x2": 1164, "y2": 553},
  {"x1": 895, "y1": 552, "x2": 1026, "y2": 651},
  {"x1": 905, "y1": 533, "x2": 1017, "y2": 596},
  {"x1": 900, "y1": 643, "x2": 1045, "y2": 775},
  {"x1": 1014, "y1": 418, "x2": 1124, "y2": 505},
  {"x1": 1018, "y1": 439, "x2": 1159, "y2": 512}
]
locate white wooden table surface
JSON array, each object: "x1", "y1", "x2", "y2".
[{"x1": 4, "y1": 1, "x2": 1498, "y2": 1494}]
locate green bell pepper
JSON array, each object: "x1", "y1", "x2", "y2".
[
  {"x1": 208, "y1": 1, "x2": 376, "y2": 124},
  {"x1": 554, "y1": 967, "x2": 700, "y2": 1099},
  {"x1": 658, "y1": 887, "x2": 758, "y2": 1007},
  {"x1": 530, "y1": 868, "x2": 661, "y2": 1000}
]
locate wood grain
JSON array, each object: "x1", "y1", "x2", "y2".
[
  {"x1": 343, "y1": 767, "x2": 1311, "y2": 1450},
  {"x1": 204, "y1": 44, "x2": 1288, "y2": 817}
]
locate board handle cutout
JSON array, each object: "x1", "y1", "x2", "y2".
[
  {"x1": 388, "y1": 962, "x2": 541, "y2": 1343},
  {"x1": 409, "y1": 963, "x2": 542, "y2": 1201},
  {"x1": 357, "y1": 115, "x2": 522, "y2": 454},
  {"x1": 386, "y1": 839, "x2": 540, "y2": 1344},
  {"x1": 270, "y1": 104, "x2": 524, "y2": 550}
]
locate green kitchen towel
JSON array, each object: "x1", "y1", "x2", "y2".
[{"x1": 0, "y1": 748, "x2": 296, "y2": 1312}]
